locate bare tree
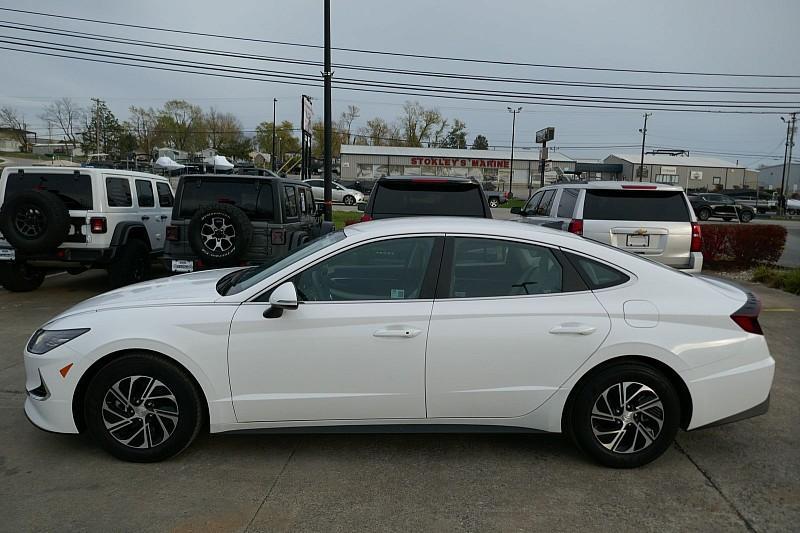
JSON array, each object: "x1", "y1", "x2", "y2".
[
  {"x1": 399, "y1": 101, "x2": 444, "y2": 147},
  {"x1": 0, "y1": 106, "x2": 30, "y2": 149},
  {"x1": 337, "y1": 105, "x2": 360, "y2": 145},
  {"x1": 40, "y1": 97, "x2": 84, "y2": 149},
  {"x1": 126, "y1": 106, "x2": 160, "y2": 156}
]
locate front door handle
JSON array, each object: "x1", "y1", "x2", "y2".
[
  {"x1": 141, "y1": 216, "x2": 150, "y2": 221},
  {"x1": 373, "y1": 327, "x2": 422, "y2": 338},
  {"x1": 549, "y1": 323, "x2": 596, "y2": 335}
]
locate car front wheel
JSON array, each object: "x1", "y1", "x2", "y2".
[
  {"x1": 697, "y1": 207, "x2": 711, "y2": 221},
  {"x1": 740, "y1": 211, "x2": 753, "y2": 223},
  {"x1": 567, "y1": 363, "x2": 680, "y2": 468},
  {"x1": 343, "y1": 195, "x2": 356, "y2": 206},
  {"x1": 488, "y1": 198, "x2": 500, "y2": 208},
  {"x1": 84, "y1": 353, "x2": 204, "y2": 462}
]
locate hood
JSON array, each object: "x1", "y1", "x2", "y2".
[{"x1": 50, "y1": 268, "x2": 240, "y2": 321}]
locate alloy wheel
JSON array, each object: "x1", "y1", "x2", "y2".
[
  {"x1": 590, "y1": 381, "x2": 664, "y2": 454},
  {"x1": 102, "y1": 375, "x2": 179, "y2": 449},
  {"x1": 14, "y1": 205, "x2": 47, "y2": 238},
  {"x1": 200, "y1": 215, "x2": 236, "y2": 253}
]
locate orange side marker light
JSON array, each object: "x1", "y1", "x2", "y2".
[{"x1": 59, "y1": 363, "x2": 74, "y2": 378}]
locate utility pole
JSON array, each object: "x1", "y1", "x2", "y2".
[
  {"x1": 322, "y1": 0, "x2": 333, "y2": 222},
  {"x1": 91, "y1": 97, "x2": 101, "y2": 160},
  {"x1": 638, "y1": 113, "x2": 652, "y2": 182},
  {"x1": 779, "y1": 113, "x2": 797, "y2": 216},
  {"x1": 271, "y1": 98, "x2": 277, "y2": 171},
  {"x1": 507, "y1": 106, "x2": 521, "y2": 195}
]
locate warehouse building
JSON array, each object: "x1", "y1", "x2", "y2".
[
  {"x1": 340, "y1": 145, "x2": 575, "y2": 196},
  {"x1": 603, "y1": 153, "x2": 759, "y2": 191},
  {"x1": 754, "y1": 163, "x2": 799, "y2": 195}
]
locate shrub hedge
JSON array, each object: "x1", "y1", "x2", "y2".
[{"x1": 701, "y1": 223, "x2": 787, "y2": 269}]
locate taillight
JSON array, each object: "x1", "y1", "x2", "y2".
[
  {"x1": 691, "y1": 222, "x2": 702, "y2": 252},
  {"x1": 360, "y1": 214, "x2": 373, "y2": 222},
  {"x1": 568, "y1": 219, "x2": 583, "y2": 235},
  {"x1": 271, "y1": 229, "x2": 286, "y2": 245},
  {"x1": 730, "y1": 293, "x2": 763, "y2": 335},
  {"x1": 89, "y1": 217, "x2": 107, "y2": 233},
  {"x1": 166, "y1": 225, "x2": 179, "y2": 241}
]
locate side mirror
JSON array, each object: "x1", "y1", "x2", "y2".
[
  {"x1": 510, "y1": 206, "x2": 523, "y2": 215},
  {"x1": 264, "y1": 282, "x2": 298, "y2": 318},
  {"x1": 357, "y1": 203, "x2": 366, "y2": 212}
]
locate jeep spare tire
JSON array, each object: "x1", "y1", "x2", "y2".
[
  {"x1": 188, "y1": 203, "x2": 253, "y2": 267},
  {"x1": 0, "y1": 190, "x2": 70, "y2": 253}
]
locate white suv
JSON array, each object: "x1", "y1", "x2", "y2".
[
  {"x1": 0, "y1": 166, "x2": 174, "y2": 291},
  {"x1": 512, "y1": 181, "x2": 703, "y2": 272}
]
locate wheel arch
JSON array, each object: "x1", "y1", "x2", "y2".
[
  {"x1": 561, "y1": 355, "x2": 693, "y2": 431},
  {"x1": 71, "y1": 348, "x2": 210, "y2": 433},
  {"x1": 111, "y1": 222, "x2": 152, "y2": 251}
]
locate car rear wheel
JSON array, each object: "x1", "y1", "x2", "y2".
[
  {"x1": 83, "y1": 353, "x2": 204, "y2": 462},
  {"x1": 488, "y1": 198, "x2": 500, "y2": 208},
  {"x1": 740, "y1": 211, "x2": 753, "y2": 223},
  {"x1": 697, "y1": 207, "x2": 711, "y2": 221},
  {"x1": 108, "y1": 239, "x2": 150, "y2": 288},
  {"x1": 0, "y1": 262, "x2": 46, "y2": 292},
  {"x1": 567, "y1": 363, "x2": 680, "y2": 468},
  {"x1": 343, "y1": 195, "x2": 356, "y2": 206}
]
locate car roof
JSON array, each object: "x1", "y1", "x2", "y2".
[
  {"x1": 540, "y1": 180, "x2": 685, "y2": 192},
  {"x1": 1, "y1": 166, "x2": 170, "y2": 181},
  {"x1": 181, "y1": 173, "x2": 310, "y2": 187},
  {"x1": 375, "y1": 176, "x2": 475, "y2": 184}
]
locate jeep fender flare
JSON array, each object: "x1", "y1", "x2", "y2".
[{"x1": 110, "y1": 222, "x2": 152, "y2": 250}]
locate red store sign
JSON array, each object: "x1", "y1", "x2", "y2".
[{"x1": 409, "y1": 157, "x2": 511, "y2": 169}]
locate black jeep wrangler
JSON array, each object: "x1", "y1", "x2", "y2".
[{"x1": 164, "y1": 174, "x2": 331, "y2": 273}]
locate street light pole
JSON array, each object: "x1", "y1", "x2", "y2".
[
  {"x1": 779, "y1": 113, "x2": 796, "y2": 216},
  {"x1": 271, "y1": 98, "x2": 277, "y2": 171},
  {"x1": 507, "y1": 106, "x2": 521, "y2": 195},
  {"x1": 322, "y1": 0, "x2": 333, "y2": 222},
  {"x1": 638, "y1": 112, "x2": 651, "y2": 182}
]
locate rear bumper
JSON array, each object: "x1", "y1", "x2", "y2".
[{"x1": 678, "y1": 251, "x2": 704, "y2": 273}]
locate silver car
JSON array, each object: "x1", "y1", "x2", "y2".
[
  {"x1": 512, "y1": 181, "x2": 703, "y2": 272},
  {"x1": 303, "y1": 179, "x2": 365, "y2": 206}
]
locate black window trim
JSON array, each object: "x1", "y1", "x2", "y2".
[
  {"x1": 561, "y1": 249, "x2": 634, "y2": 290},
  {"x1": 135, "y1": 178, "x2": 156, "y2": 208},
  {"x1": 105, "y1": 176, "x2": 133, "y2": 208},
  {"x1": 434, "y1": 235, "x2": 589, "y2": 300}
]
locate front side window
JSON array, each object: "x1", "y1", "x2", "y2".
[
  {"x1": 445, "y1": 238, "x2": 563, "y2": 298},
  {"x1": 294, "y1": 237, "x2": 436, "y2": 302},
  {"x1": 284, "y1": 186, "x2": 299, "y2": 218},
  {"x1": 523, "y1": 191, "x2": 544, "y2": 214},
  {"x1": 106, "y1": 177, "x2": 132, "y2": 207},
  {"x1": 135, "y1": 179, "x2": 155, "y2": 207}
]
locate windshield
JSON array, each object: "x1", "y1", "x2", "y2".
[{"x1": 219, "y1": 231, "x2": 347, "y2": 296}]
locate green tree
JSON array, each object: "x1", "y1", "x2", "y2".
[
  {"x1": 471, "y1": 134, "x2": 489, "y2": 150},
  {"x1": 440, "y1": 119, "x2": 468, "y2": 149},
  {"x1": 126, "y1": 106, "x2": 160, "y2": 156},
  {"x1": 255, "y1": 120, "x2": 300, "y2": 162},
  {"x1": 81, "y1": 99, "x2": 125, "y2": 157},
  {"x1": 155, "y1": 99, "x2": 205, "y2": 152}
]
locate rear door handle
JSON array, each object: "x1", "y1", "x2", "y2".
[
  {"x1": 141, "y1": 216, "x2": 150, "y2": 221},
  {"x1": 373, "y1": 327, "x2": 422, "y2": 338},
  {"x1": 549, "y1": 323, "x2": 596, "y2": 335}
]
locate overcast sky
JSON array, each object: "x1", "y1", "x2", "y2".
[{"x1": 1, "y1": 0, "x2": 798, "y2": 167}]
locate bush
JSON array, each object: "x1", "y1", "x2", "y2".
[
  {"x1": 701, "y1": 223, "x2": 787, "y2": 269},
  {"x1": 750, "y1": 267, "x2": 800, "y2": 295}
]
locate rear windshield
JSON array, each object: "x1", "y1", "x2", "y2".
[
  {"x1": 177, "y1": 177, "x2": 274, "y2": 221},
  {"x1": 583, "y1": 190, "x2": 690, "y2": 222},
  {"x1": 371, "y1": 181, "x2": 486, "y2": 217},
  {"x1": 4, "y1": 171, "x2": 93, "y2": 209}
]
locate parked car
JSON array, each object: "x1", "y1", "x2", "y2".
[
  {"x1": 787, "y1": 198, "x2": 800, "y2": 215},
  {"x1": 511, "y1": 181, "x2": 702, "y2": 272},
  {"x1": 722, "y1": 189, "x2": 777, "y2": 214},
  {"x1": 358, "y1": 176, "x2": 492, "y2": 221},
  {"x1": 303, "y1": 179, "x2": 364, "y2": 206},
  {"x1": 0, "y1": 166, "x2": 174, "y2": 291},
  {"x1": 24, "y1": 217, "x2": 773, "y2": 467},
  {"x1": 688, "y1": 193, "x2": 755, "y2": 222},
  {"x1": 163, "y1": 174, "x2": 330, "y2": 274},
  {"x1": 337, "y1": 178, "x2": 374, "y2": 196}
]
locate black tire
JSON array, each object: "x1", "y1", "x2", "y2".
[
  {"x1": 488, "y1": 198, "x2": 500, "y2": 208},
  {"x1": 787, "y1": 208, "x2": 798, "y2": 216},
  {"x1": 187, "y1": 203, "x2": 253, "y2": 267},
  {"x1": 108, "y1": 239, "x2": 151, "y2": 288},
  {"x1": 740, "y1": 211, "x2": 753, "y2": 223},
  {"x1": 342, "y1": 195, "x2": 356, "y2": 206},
  {"x1": 0, "y1": 262, "x2": 46, "y2": 292},
  {"x1": 83, "y1": 353, "x2": 204, "y2": 462},
  {"x1": 757, "y1": 207, "x2": 767, "y2": 214},
  {"x1": 566, "y1": 363, "x2": 680, "y2": 468},
  {"x1": 722, "y1": 217, "x2": 733, "y2": 222},
  {"x1": 0, "y1": 190, "x2": 70, "y2": 253},
  {"x1": 697, "y1": 207, "x2": 711, "y2": 221}
]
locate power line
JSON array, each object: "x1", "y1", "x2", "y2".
[
  {"x1": 1, "y1": 6, "x2": 799, "y2": 79},
  {"x1": 2, "y1": 41, "x2": 798, "y2": 114},
  {"x1": 2, "y1": 20, "x2": 799, "y2": 95}
]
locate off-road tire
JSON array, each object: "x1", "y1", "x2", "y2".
[
  {"x1": 108, "y1": 239, "x2": 150, "y2": 288},
  {"x1": 0, "y1": 262, "x2": 46, "y2": 292},
  {"x1": 187, "y1": 203, "x2": 253, "y2": 267},
  {"x1": 0, "y1": 190, "x2": 70, "y2": 253},
  {"x1": 83, "y1": 353, "x2": 204, "y2": 462}
]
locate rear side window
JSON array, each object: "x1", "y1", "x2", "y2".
[
  {"x1": 567, "y1": 253, "x2": 630, "y2": 289},
  {"x1": 135, "y1": 179, "x2": 155, "y2": 207},
  {"x1": 178, "y1": 177, "x2": 274, "y2": 221},
  {"x1": 557, "y1": 188, "x2": 579, "y2": 218},
  {"x1": 4, "y1": 171, "x2": 93, "y2": 209},
  {"x1": 284, "y1": 186, "x2": 299, "y2": 218},
  {"x1": 156, "y1": 182, "x2": 174, "y2": 207},
  {"x1": 583, "y1": 190, "x2": 690, "y2": 222},
  {"x1": 106, "y1": 177, "x2": 132, "y2": 207},
  {"x1": 371, "y1": 181, "x2": 486, "y2": 217}
]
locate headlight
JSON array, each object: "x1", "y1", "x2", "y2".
[{"x1": 27, "y1": 328, "x2": 90, "y2": 355}]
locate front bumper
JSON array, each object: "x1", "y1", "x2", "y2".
[{"x1": 23, "y1": 346, "x2": 81, "y2": 434}]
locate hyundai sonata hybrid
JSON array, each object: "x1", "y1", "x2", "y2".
[{"x1": 23, "y1": 218, "x2": 774, "y2": 467}]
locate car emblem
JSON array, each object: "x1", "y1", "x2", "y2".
[{"x1": 635, "y1": 228, "x2": 648, "y2": 235}]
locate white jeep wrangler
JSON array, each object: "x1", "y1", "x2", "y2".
[{"x1": 0, "y1": 166, "x2": 174, "y2": 291}]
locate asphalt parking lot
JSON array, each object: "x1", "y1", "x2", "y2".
[{"x1": 0, "y1": 270, "x2": 797, "y2": 532}]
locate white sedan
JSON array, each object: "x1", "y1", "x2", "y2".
[
  {"x1": 303, "y1": 179, "x2": 364, "y2": 206},
  {"x1": 23, "y1": 218, "x2": 774, "y2": 467}
]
